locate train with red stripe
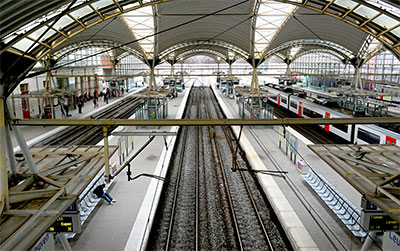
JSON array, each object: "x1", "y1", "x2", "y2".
[{"x1": 267, "y1": 87, "x2": 400, "y2": 146}]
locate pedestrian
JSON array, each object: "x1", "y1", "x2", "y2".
[
  {"x1": 121, "y1": 87, "x2": 124, "y2": 95},
  {"x1": 93, "y1": 97, "x2": 97, "y2": 108},
  {"x1": 77, "y1": 98, "x2": 83, "y2": 113},
  {"x1": 93, "y1": 184, "x2": 116, "y2": 205},
  {"x1": 105, "y1": 93, "x2": 109, "y2": 104}
]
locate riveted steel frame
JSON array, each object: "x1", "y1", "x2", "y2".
[{"x1": 12, "y1": 117, "x2": 400, "y2": 126}]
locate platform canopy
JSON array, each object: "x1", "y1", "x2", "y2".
[{"x1": 1, "y1": 0, "x2": 400, "y2": 96}]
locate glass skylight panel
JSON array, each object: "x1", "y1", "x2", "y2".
[
  {"x1": 254, "y1": 1, "x2": 296, "y2": 57},
  {"x1": 121, "y1": 6, "x2": 154, "y2": 57},
  {"x1": 13, "y1": 38, "x2": 36, "y2": 52},
  {"x1": 70, "y1": 6, "x2": 93, "y2": 19},
  {"x1": 2, "y1": 35, "x2": 16, "y2": 45},
  {"x1": 53, "y1": 16, "x2": 74, "y2": 30},
  {"x1": 334, "y1": 0, "x2": 358, "y2": 10},
  {"x1": 373, "y1": 15, "x2": 398, "y2": 29},
  {"x1": 391, "y1": 27, "x2": 400, "y2": 37},
  {"x1": 354, "y1": 5, "x2": 379, "y2": 18},
  {"x1": 29, "y1": 26, "x2": 56, "y2": 41},
  {"x1": 91, "y1": 0, "x2": 113, "y2": 10}
]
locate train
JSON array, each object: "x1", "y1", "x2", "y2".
[
  {"x1": 266, "y1": 87, "x2": 400, "y2": 146},
  {"x1": 374, "y1": 84, "x2": 400, "y2": 104}
]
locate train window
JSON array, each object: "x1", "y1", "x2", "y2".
[
  {"x1": 290, "y1": 101, "x2": 297, "y2": 109},
  {"x1": 281, "y1": 97, "x2": 287, "y2": 104},
  {"x1": 332, "y1": 124, "x2": 348, "y2": 132},
  {"x1": 303, "y1": 107, "x2": 323, "y2": 118},
  {"x1": 357, "y1": 128, "x2": 380, "y2": 144},
  {"x1": 270, "y1": 96, "x2": 277, "y2": 101}
]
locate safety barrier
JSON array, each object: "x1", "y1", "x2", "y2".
[{"x1": 302, "y1": 169, "x2": 367, "y2": 238}]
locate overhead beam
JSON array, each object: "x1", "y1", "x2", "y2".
[{"x1": 12, "y1": 117, "x2": 400, "y2": 127}]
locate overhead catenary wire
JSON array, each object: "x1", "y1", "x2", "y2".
[{"x1": 24, "y1": 0, "x2": 251, "y2": 79}]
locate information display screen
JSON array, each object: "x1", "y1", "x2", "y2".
[
  {"x1": 48, "y1": 216, "x2": 74, "y2": 232},
  {"x1": 369, "y1": 215, "x2": 399, "y2": 231}
]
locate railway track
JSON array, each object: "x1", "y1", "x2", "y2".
[
  {"x1": 148, "y1": 87, "x2": 289, "y2": 250},
  {"x1": 36, "y1": 96, "x2": 142, "y2": 146}
]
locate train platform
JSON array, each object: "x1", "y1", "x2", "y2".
[
  {"x1": 50, "y1": 87, "x2": 191, "y2": 250},
  {"x1": 11, "y1": 88, "x2": 144, "y2": 148},
  {"x1": 212, "y1": 85, "x2": 381, "y2": 250}
]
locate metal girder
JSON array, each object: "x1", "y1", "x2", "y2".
[
  {"x1": 309, "y1": 144, "x2": 400, "y2": 223},
  {"x1": 9, "y1": 189, "x2": 59, "y2": 204},
  {"x1": 159, "y1": 40, "x2": 249, "y2": 60},
  {"x1": 176, "y1": 49, "x2": 227, "y2": 62},
  {"x1": 272, "y1": 0, "x2": 400, "y2": 59},
  {"x1": 112, "y1": 131, "x2": 177, "y2": 136},
  {"x1": 52, "y1": 40, "x2": 144, "y2": 63},
  {"x1": 264, "y1": 39, "x2": 355, "y2": 60},
  {"x1": 294, "y1": 49, "x2": 345, "y2": 61},
  {"x1": 12, "y1": 117, "x2": 400, "y2": 127}
]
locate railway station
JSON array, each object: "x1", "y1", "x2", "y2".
[{"x1": 1, "y1": 1, "x2": 400, "y2": 250}]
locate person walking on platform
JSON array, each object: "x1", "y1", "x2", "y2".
[
  {"x1": 77, "y1": 98, "x2": 83, "y2": 114},
  {"x1": 93, "y1": 184, "x2": 116, "y2": 205}
]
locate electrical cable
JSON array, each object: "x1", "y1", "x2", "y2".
[{"x1": 24, "y1": 0, "x2": 250, "y2": 79}]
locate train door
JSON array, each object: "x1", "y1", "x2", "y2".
[
  {"x1": 20, "y1": 83, "x2": 30, "y2": 119},
  {"x1": 324, "y1": 112, "x2": 330, "y2": 131},
  {"x1": 278, "y1": 93, "x2": 281, "y2": 106},
  {"x1": 385, "y1": 136, "x2": 397, "y2": 145},
  {"x1": 298, "y1": 101, "x2": 302, "y2": 117}
]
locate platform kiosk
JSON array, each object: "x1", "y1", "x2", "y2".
[
  {"x1": 225, "y1": 77, "x2": 240, "y2": 99},
  {"x1": 238, "y1": 94, "x2": 274, "y2": 128},
  {"x1": 135, "y1": 97, "x2": 168, "y2": 129}
]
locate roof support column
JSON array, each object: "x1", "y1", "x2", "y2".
[
  {"x1": 146, "y1": 58, "x2": 161, "y2": 95},
  {"x1": 251, "y1": 67, "x2": 260, "y2": 94},
  {"x1": 247, "y1": 58, "x2": 264, "y2": 94},
  {"x1": 148, "y1": 66, "x2": 157, "y2": 95},
  {"x1": 284, "y1": 57, "x2": 292, "y2": 77},
  {"x1": 0, "y1": 84, "x2": 9, "y2": 214}
]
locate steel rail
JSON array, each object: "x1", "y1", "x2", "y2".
[
  {"x1": 205, "y1": 95, "x2": 244, "y2": 251},
  {"x1": 12, "y1": 117, "x2": 400, "y2": 126},
  {"x1": 195, "y1": 91, "x2": 202, "y2": 251},
  {"x1": 164, "y1": 90, "x2": 194, "y2": 251},
  {"x1": 212, "y1": 89, "x2": 277, "y2": 250}
]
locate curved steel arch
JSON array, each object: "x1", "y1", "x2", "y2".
[
  {"x1": 176, "y1": 49, "x2": 227, "y2": 62},
  {"x1": 273, "y1": 0, "x2": 400, "y2": 58},
  {"x1": 52, "y1": 40, "x2": 145, "y2": 62},
  {"x1": 1, "y1": 0, "x2": 166, "y2": 60},
  {"x1": 158, "y1": 40, "x2": 249, "y2": 60},
  {"x1": 2, "y1": 0, "x2": 400, "y2": 62},
  {"x1": 293, "y1": 49, "x2": 345, "y2": 62},
  {"x1": 264, "y1": 39, "x2": 354, "y2": 61}
]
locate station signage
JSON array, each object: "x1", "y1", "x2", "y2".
[
  {"x1": 47, "y1": 201, "x2": 81, "y2": 233},
  {"x1": 369, "y1": 215, "x2": 399, "y2": 231}
]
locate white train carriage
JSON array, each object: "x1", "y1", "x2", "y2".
[
  {"x1": 355, "y1": 124, "x2": 399, "y2": 145},
  {"x1": 267, "y1": 87, "x2": 400, "y2": 146}
]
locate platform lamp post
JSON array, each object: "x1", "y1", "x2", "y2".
[{"x1": 103, "y1": 126, "x2": 110, "y2": 183}]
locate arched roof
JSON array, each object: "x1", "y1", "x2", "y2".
[{"x1": 1, "y1": 0, "x2": 400, "y2": 97}]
